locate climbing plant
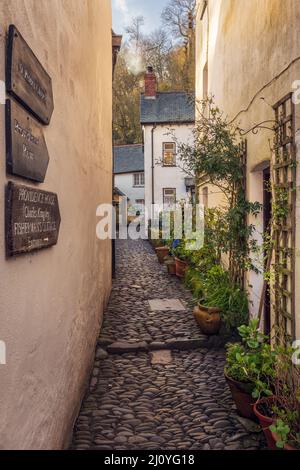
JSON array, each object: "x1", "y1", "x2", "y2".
[{"x1": 176, "y1": 97, "x2": 261, "y2": 284}]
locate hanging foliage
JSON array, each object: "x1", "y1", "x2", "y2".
[{"x1": 176, "y1": 97, "x2": 262, "y2": 284}]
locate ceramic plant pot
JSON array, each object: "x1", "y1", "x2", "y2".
[
  {"x1": 165, "y1": 259, "x2": 176, "y2": 275},
  {"x1": 224, "y1": 372, "x2": 256, "y2": 420},
  {"x1": 155, "y1": 246, "x2": 169, "y2": 264},
  {"x1": 271, "y1": 432, "x2": 299, "y2": 451},
  {"x1": 253, "y1": 397, "x2": 277, "y2": 450},
  {"x1": 193, "y1": 304, "x2": 221, "y2": 335},
  {"x1": 175, "y1": 257, "x2": 188, "y2": 278}
]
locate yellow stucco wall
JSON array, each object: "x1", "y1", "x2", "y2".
[
  {"x1": 196, "y1": 0, "x2": 300, "y2": 337},
  {"x1": 0, "y1": 0, "x2": 112, "y2": 449}
]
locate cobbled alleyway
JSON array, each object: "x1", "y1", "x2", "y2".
[{"x1": 71, "y1": 239, "x2": 266, "y2": 450}]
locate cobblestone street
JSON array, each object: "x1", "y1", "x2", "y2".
[{"x1": 71, "y1": 239, "x2": 266, "y2": 450}]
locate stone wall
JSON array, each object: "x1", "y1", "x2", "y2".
[
  {"x1": 0, "y1": 0, "x2": 112, "y2": 449},
  {"x1": 195, "y1": 0, "x2": 300, "y2": 335}
]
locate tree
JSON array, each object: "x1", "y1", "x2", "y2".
[
  {"x1": 162, "y1": 0, "x2": 196, "y2": 91},
  {"x1": 113, "y1": 3, "x2": 197, "y2": 145},
  {"x1": 113, "y1": 52, "x2": 142, "y2": 145},
  {"x1": 125, "y1": 15, "x2": 145, "y2": 44},
  {"x1": 143, "y1": 28, "x2": 172, "y2": 81},
  {"x1": 162, "y1": 0, "x2": 196, "y2": 41}
]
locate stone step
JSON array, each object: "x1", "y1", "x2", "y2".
[{"x1": 97, "y1": 336, "x2": 224, "y2": 354}]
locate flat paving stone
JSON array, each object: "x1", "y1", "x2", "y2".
[
  {"x1": 150, "y1": 350, "x2": 173, "y2": 364},
  {"x1": 71, "y1": 239, "x2": 266, "y2": 451},
  {"x1": 148, "y1": 298, "x2": 187, "y2": 311}
]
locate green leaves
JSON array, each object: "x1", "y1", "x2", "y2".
[
  {"x1": 225, "y1": 320, "x2": 275, "y2": 399},
  {"x1": 270, "y1": 420, "x2": 291, "y2": 449},
  {"x1": 176, "y1": 97, "x2": 262, "y2": 283}
]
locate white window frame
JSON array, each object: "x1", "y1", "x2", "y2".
[
  {"x1": 163, "y1": 188, "x2": 176, "y2": 208},
  {"x1": 133, "y1": 172, "x2": 144, "y2": 187},
  {"x1": 135, "y1": 199, "x2": 145, "y2": 205},
  {"x1": 163, "y1": 142, "x2": 176, "y2": 167}
]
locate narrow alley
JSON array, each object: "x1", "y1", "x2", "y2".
[{"x1": 71, "y1": 240, "x2": 266, "y2": 451}]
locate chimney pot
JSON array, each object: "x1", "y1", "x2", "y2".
[{"x1": 144, "y1": 66, "x2": 157, "y2": 99}]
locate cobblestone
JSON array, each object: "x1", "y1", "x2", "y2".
[{"x1": 71, "y1": 239, "x2": 266, "y2": 450}]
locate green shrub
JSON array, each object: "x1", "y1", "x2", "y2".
[
  {"x1": 225, "y1": 319, "x2": 277, "y2": 399},
  {"x1": 185, "y1": 262, "x2": 249, "y2": 330}
]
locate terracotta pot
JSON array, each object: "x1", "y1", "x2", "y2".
[
  {"x1": 271, "y1": 432, "x2": 298, "y2": 451},
  {"x1": 224, "y1": 372, "x2": 256, "y2": 420},
  {"x1": 193, "y1": 304, "x2": 221, "y2": 335},
  {"x1": 151, "y1": 239, "x2": 164, "y2": 249},
  {"x1": 165, "y1": 260, "x2": 176, "y2": 275},
  {"x1": 253, "y1": 397, "x2": 277, "y2": 450},
  {"x1": 175, "y1": 257, "x2": 188, "y2": 278},
  {"x1": 155, "y1": 246, "x2": 169, "y2": 263}
]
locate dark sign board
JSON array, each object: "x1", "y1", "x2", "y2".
[
  {"x1": 5, "y1": 181, "x2": 61, "y2": 257},
  {"x1": 6, "y1": 99, "x2": 49, "y2": 182},
  {"x1": 6, "y1": 25, "x2": 54, "y2": 125}
]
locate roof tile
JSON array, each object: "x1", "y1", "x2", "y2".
[
  {"x1": 140, "y1": 92, "x2": 195, "y2": 124},
  {"x1": 114, "y1": 144, "x2": 144, "y2": 174}
]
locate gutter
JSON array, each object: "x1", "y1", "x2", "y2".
[{"x1": 151, "y1": 124, "x2": 157, "y2": 211}]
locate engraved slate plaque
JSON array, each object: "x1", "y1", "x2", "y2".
[
  {"x1": 6, "y1": 99, "x2": 49, "y2": 182},
  {"x1": 6, "y1": 25, "x2": 54, "y2": 125},
  {"x1": 5, "y1": 182, "x2": 61, "y2": 257}
]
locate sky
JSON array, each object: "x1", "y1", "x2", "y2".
[{"x1": 112, "y1": 0, "x2": 170, "y2": 38}]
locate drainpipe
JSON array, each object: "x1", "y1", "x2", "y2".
[{"x1": 151, "y1": 124, "x2": 157, "y2": 217}]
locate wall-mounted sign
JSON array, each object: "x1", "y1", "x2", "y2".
[
  {"x1": 6, "y1": 25, "x2": 54, "y2": 125},
  {"x1": 6, "y1": 99, "x2": 49, "y2": 182},
  {"x1": 5, "y1": 181, "x2": 61, "y2": 257}
]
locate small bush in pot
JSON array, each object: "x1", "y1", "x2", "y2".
[
  {"x1": 185, "y1": 262, "x2": 249, "y2": 334},
  {"x1": 253, "y1": 396, "x2": 278, "y2": 450},
  {"x1": 155, "y1": 245, "x2": 169, "y2": 263},
  {"x1": 269, "y1": 347, "x2": 300, "y2": 450},
  {"x1": 172, "y1": 240, "x2": 190, "y2": 278},
  {"x1": 224, "y1": 319, "x2": 276, "y2": 419},
  {"x1": 164, "y1": 255, "x2": 176, "y2": 275}
]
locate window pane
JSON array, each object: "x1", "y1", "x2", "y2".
[
  {"x1": 163, "y1": 143, "x2": 176, "y2": 166},
  {"x1": 163, "y1": 188, "x2": 176, "y2": 207},
  {"x1": 133, "y1": 173, "x2": 144, "y2": 186}
]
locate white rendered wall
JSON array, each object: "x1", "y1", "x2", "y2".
[
  {"x1": 144, "y1": 124, "x2": 194, "y2": 217},
  {"x1": 114, "y1": 173, "x2": 145, "y2": 205}
]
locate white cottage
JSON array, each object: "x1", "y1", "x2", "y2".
[
  {"x1": 140, "y1": 67, "x2": 195, "y2": 217},
  {"x1": 113, "y1": 144, "x2": 145, "y2": 207}
]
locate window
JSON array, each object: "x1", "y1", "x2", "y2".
[
  {"x1": 133, "y1": 173, "x2": 144, "y2": 187},
  {"x1": 135, "y1": 199, "x2": 145, "y2": 205},
  {"x1": 163, "y1": 188, "x2": 176, "y2": 207},
  {"x1": 163, "y1": 142, "x2": 176, "y2": 166}
]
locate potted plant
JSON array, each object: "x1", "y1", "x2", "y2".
[
  {"x1": 268, "y1": 348, "x2": 300, "y2": 450},
  {"x1": 164, "y1": 255, "x2": 176, "y2": 275},
  {"x1": 253, "y1": 396, "x2": 278, "y2": 449},
  {"x1": 224, "y1": 319, "x2": 276, "y2": 420},
  {"x1": 193, "y1": 304, "x2": 221, "y2": 336},
  {"x1": 155, "y1": 245, "x2": 169, "y2": 263},
  {"x1": 172, "y1": 240, "x2": 189, "y2": 278},
  {"x1": 187, "y1": 264, "x2": 248, "y2": 336},
  {"x1": 270, "y1": 419, "x2": 300, "y2": 450}
]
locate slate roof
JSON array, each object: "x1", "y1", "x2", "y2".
[
  {"x1": 140, "y1": 92, "x2": 195, "y2": 125},
  {"x1": 114, "y1": 144, "x2": 144, "y2": 174},
  {"x1": 113, "y1": 187, "x2": 127, "y2": 197}
]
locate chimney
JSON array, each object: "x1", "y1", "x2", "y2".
[{"x1": 144, "y1": 66, "x2": 157, "y2": 99}]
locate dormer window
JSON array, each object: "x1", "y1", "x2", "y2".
[{"x1": 163, "y1": 142, "x2": 176, "y2": 166}]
